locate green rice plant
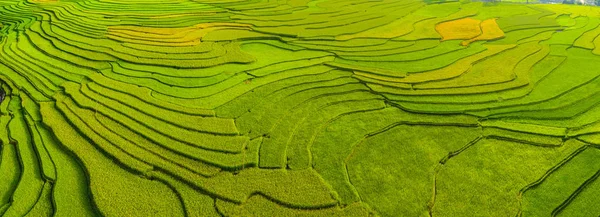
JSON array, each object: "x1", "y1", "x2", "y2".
[
  {"x1": 73, "y1": 84, "x2": 256, "y2": 170},
  {"x1": 0, "y1": 34, "x2": 56, "y2": 99},
  {"x1": 23, "y1": 182, "x2": 53, "y2": 217},
  {"x1": 64, "y1": 82, "x2": 247, "y2": 152},
  {"x1": 290, "y1": 38, "x2": 393, "y2": 52},
  {"x1": 40, "y1": 100, "x2": 185, "y2": 217},
  {"x1": 257, "y1": 91, "x2": 383, "y2": 168},
  {"x1": 397, "y1": 2, "x2": 481, "y2": 41},
  {"x1": 120, "y1": 40, "x2": 215, "y2": 54},
  {"x1": 86, "y1": 82, "x2": 239, "y2": 135},
  {"x1": 57, "y1": 95, "x2": 262, "y2": 211},
  {"x1": 109, "y1": 62, "x2": 252, "y2": 88},
  {"x1": 23, "y1": 106, "x2": 56, "y2": 181},
  {"x1": 338, "y1": 40, "x2": 464, "y2": 62},
  {"x1": 333, "y1": 40, "x2": 434, "y2": 57},
  {"x1": 490, "y1": 27, "x2": 563, "y2": 44},
  {"x1": 413, "y1": 41, "x2": 541, "y2": 90},
  {"x1": 30, "y1": 23, "x2": 117, "y2": 64},
  {"x1": 25, "y1": 28, "x2": 111, "y2": 70},
  {"x1": 3, "y1": 0, "x2": 600, "y2": 215},
  {"x1": 396, "y1": 47, "x2": 598, "y2": 114},
  {"x1": 112, "y1": 41, "x2": 328, "y2": 78},
  {"x1": 556, "y1": 165, "x2": 600, "y2": 217},
  {"x1": 152, "y1": 64, "x2": 344, "y2": 109},
  {"x1": 325, "y1": 61, "x2": 408, "y2": 78},
  {"x1": 482, "y1": 127, "x2": 563, "y2": 146},
  {"x1": 246, "y1": 40, "x2": 305, "y2": 51},
  {"x1": 2, "y1": 98, "x2": 45, "y2": 217},
  {"x1": 87, "y1": 74, "x2": 214, "y2": 116},
  {"x1": 521, "y1": 145, "x2": 600, "y2": 216},
  {"x1": 591, "y1": 33, "x2": 600, "y2": 55},
  {"x1": 286, "y1": 99, "x2": 387, "y2": 170},
  {"x1": 346, "y1": 125, "x2": 480, "y2": 216},
  {"x1": 486, "y1": 88, "x2": 600, "y2": 129},
  {"x1": 101, "y1": 44, "x2": 332, "y2": 101},
  {"x1": 197, "y1": 167, "x2": 338, "y2": 207},
  {"x1": 15, "y1": 28, "x2": 91, "y2": 81},
  {"x1": 433, "y1": 139, "x2": 584, "y2": 216},
  {"x1": 216, "y1": 195, "x2": 372, "y2": 216},
  {"x1": 35, "y1": 118, "x2": 99, "y2": 216},
  {"x1": 342, "y1": 14, "x2": 430, "y2": 41},
  {"x1": 332, "y1": 39, "x2": 439, "y2": 58},
  {"x1": 59, "y1": 94, "x2": 217, "y2": 176},
  {"x1": 569, "y1": 110, "x2": 600, "y2": 136},
  {"x1": 235, "y1": 78, "x2": 366, "y2": 138},
  {"x1": 250, "y1": 0, "x2": 424, "y2": 38},
  {"x1": 354, "y1": 44, "x2": 512, "y2": 86},
  {"x1": 573, "y1": 21, "x2": 600, "y2": 49},
  {"x1": 332, "y1": 42, "x2": 487, "y2": 75},
  {"x1": 248, "y1": 56, "x2": 334, "y2": 77},
  {"x1": 94, "y1": 111, "x2": 226, "y2": 175},
  {"x1": 0, "y1": 120, "x2": 20, "y2": 216},
  {"x1": 150, "y1": 172, "x2": 221, "y2": 217},
  {"x1": 7, "y1": 38, "x2": 66, "y2": 89},
  {"x1": 497, "y1": 7, "x2": 558, "y2": 31},
  {"x1": 311, "y1": 106, "x2": 478, "y2": 205},
  {"x1": 215, "y1": 67, "x2": 342, "y2": 118},
  {"x1": 543, "y1": 17, "x2": 600, "y2": 46},
  {"x1": 481, "y1": 50, "x2": 600, "y2": 120},
  {"x1": 202, "y1": 28, "x2": 279, "y2": 41},
  {"x1": 390, "y1": 53, "x2": 561, "y2": 113},
  {"x1": 40, "y1": 20, "x2": 239, "y2": 63},
  {"x1": 471, "y1": 3, "x2": 541, "y2": 20}
]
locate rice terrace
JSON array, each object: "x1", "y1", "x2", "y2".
[{"x1": 3, "y1": 0, "x2": 600, "y2": 216}]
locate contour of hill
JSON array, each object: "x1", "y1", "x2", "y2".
[{"x1": 0, "y1": 0, "x2": 600, "y2": 216}]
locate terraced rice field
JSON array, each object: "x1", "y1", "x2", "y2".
[{"x1": 2, "y1": 0, "x2": 600, "y2": 216}]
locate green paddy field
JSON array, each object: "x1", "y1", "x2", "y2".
[{"x1": 0, "y1": 0, "x2": 600, "y2": 216}]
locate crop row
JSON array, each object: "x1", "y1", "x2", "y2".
[{"x1": 2, "y1": 0, "x2": 600, "y2": 216}]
